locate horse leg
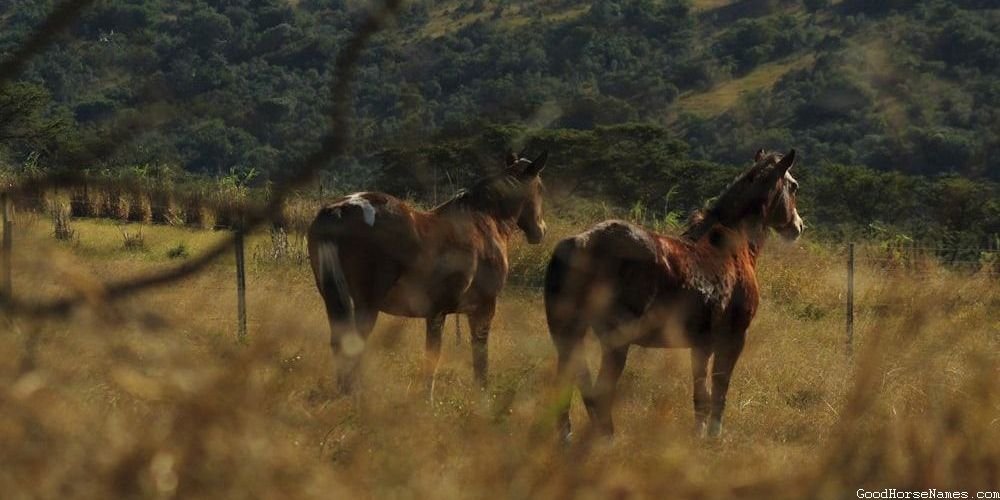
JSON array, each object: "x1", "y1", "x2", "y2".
[
  {"x1": 337, "y1": 307, "x2": 378, "y2": 395},
  {"x1": 424, "y1": 313, "x2": 445, "y2": 403},
  {"x1": 552, "y1": 317, "x2": 590, "y2": 443},
  {"x1": 585, "y1": 345, "x2": 628, "y2": 437},
  {"x1": 329, "y1": 306, "x2": 376, "y2": 396},
  {"x1": 468, "y1": 300, "x2": 496, "y2": 389},
  {"x1": 690, "y1": 346, "x2": 711, "y2": 437},
  {"x1": 310, "y1": 238, "x2": 358, "y2": 396},
  {"x1": 708, "y1": 332, "x2": 746, "y2": 438},
  {"x1": 335, "y1": 262, "x2": 395, "y2": 396},
  {"x1": 320, "y1": 289, "x2": 358, "y2": 396}
]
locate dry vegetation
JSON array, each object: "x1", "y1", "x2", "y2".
[
  {"x1": 420, "y1": 0, "x2": 591, "y2": 39},
  {"x1": 0, "y1": 210, "x2": 997, "y2": 499},
  {"x1": 670, "y1": 54, "x2": 817, "y2": 120}
]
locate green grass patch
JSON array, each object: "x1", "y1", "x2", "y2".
[{"x1": 671, "y1": 53, "x2": 816, "y2": 119}]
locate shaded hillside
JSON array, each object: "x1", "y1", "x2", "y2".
[{"x1": 1, "y1": 0, "x2": 998, "y2": 179}]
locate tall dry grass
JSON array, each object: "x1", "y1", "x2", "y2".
[{"x1": 0, "y1": 216, "x2": 997, "y2": 499}]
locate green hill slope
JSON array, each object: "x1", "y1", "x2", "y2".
[
  {"x1": 2, "y1": 0, "x2": 997, "y2": 177},
  {"x1": 1, "y1": 0, "x2": 999, "y2": 248}
]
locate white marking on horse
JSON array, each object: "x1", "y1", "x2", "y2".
[
  {"x1": 784, "y1": 171, "x2": 804, "y2": 234},
  {"x1": 687, "y1": 267, "x2": 733, "y2": 309},
  {"x1": 345, "y1": 193, "x2": 376, "y2": 226}
]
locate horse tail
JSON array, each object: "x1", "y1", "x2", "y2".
[
  {"x1": 309, "y1": 234, "x2": 354, "y2": 328},
  {"x1": 544, "y1": 237, "x2": 575, "y2": 303},
  {"x1": 545, "y1": 237, "x2": 593, "y2": 439},
  {"x1": 545, "y1": 236, "x2": 592, "y2": 345}
]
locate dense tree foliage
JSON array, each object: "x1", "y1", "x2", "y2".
[
  {"x1": 0, "y1": 0, "x2": 997, "y2": 245},
  {"x1": 372, "y1": 124, "x2": 1000, "y2": 247}
]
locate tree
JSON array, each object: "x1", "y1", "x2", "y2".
[{"x1": 0, "y1": 83, "x2": 68, "y2": 161}]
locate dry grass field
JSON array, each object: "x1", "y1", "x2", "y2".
[
  {"x1": 1, "y1": 211, "x2": 998, "y2": 499},
  {"x1": 670, "y1": 54, "x2": 816, "y2": 120}
]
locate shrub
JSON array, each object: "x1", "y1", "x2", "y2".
[
  {"x1": 165, "y1": 197, "x2": 186, "y2": 227},
  {"x1": 50, "y1": 200, "x2": 75, "y2": 241},
  {"x1": 252, "y1": 226, "x2": 306, "y2": 266},
  {"x1": 197, "y1": 205, "x2": 217, "y2": 230},
  {"x1": 86, "y1": 190, "x2": 105, "y2": 218},
  {"x1": 112, "y1": 192, "x2": 131, "y2": 221},
  {"x1": 166, "y1": 242, "x2": 189, "y2": 259},
  {"x1": 120, "y1": 225, "x2": 145, "y2": 251}
]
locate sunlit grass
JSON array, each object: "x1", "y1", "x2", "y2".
[
  {"x1": 1, "y1": 209, "x2": 997, "y2": 497},
  {"x1": 420, "y1": 0, "x2": 590, "y2": 39},
  {"x1": 691, "y1": 0, "x2": 737, "y2": 12},
  {"x1": 671, "y1": 54, "x2": 816, "y2": 119}
]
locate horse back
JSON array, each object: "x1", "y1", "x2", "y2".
[
  {"x1": 309, "y1": 192, "x2": 423, "y2": 267},
  {"x1": 545, "y1": 219, "x2": 759, "y2": 348}
]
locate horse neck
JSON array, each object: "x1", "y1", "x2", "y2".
[
  {"x1": 683, "y1": 210, "x2": 768, "y2": 266},
  {"x1": 432, "y1": 194, "x2": 516, "y2": 242}
]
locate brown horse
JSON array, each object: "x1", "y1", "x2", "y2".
[
  {"x1": 308, "y1": 151, "x2": 548, "y2": 397},
  {"x1": 545, "y1": 149, "x2": 802, "y2": 440}
]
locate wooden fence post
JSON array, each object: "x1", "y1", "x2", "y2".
[
  {"x1": 234, "y1": 229, "x2": 247, "y2": 343},
  {"x1": 2, "y1": 193, "x2": 12, "y2": 298},
  {"x1": 846, "y1": 242, "x2": 855, "y2": 355}
]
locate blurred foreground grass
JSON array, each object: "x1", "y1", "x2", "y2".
[{"x1": 0, "y1": 212, "x2": 997, "y2": 499}]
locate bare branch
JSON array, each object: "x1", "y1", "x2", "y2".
[{"x1": 0, "y1": 0, "x2": 404, "y2": 319}]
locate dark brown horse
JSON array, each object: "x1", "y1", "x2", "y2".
[
  {"x1": 545, "y1": 149, "x2": 802, "y2": 440},
  {"x1": 308, "y1": 151, "x2": 548, "y2": 397}
]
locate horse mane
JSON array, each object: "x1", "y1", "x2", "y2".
[
  {"x1": 682, "y1": 151, "x2": 784, "y2": 242},
  {"x1": 431, "y1": 171, "x2": 523, "y2": 220}
]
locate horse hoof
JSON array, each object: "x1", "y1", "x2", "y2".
[
  {"x1": 424, "y1": 381, "x2": 437, "y2": 406},
  {"x1": 477, "y1": 391, "x2": 494, "y2": 412},
  {"x1": 693, "y1": 422, "x2": 708, "y2": 439},
  {"x1": 706, "y1": 420, "x2": 723, "y2": 438},
  {"x1": 560, "y1": 431, "x2": 573, "y2": 447},
  {"x1": 336, "y1": 384, "x2": 354, "y2": 398}
]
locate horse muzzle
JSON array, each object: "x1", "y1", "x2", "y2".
[
  {"x1": 780, "y1": 214, "x2": 805, "y2": 241},
  {"x1": 525, "y1": 221, "x2": 546, "y2": 244}
]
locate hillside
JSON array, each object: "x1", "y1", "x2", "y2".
[
  {"x1": 1, "y1": 0, "x2": 997, "y2": 175},
  {"x1": 0, "y1": 0, "x2": 999, "y2": 246},
  {"x1": 1, "y1": 3, "x2": 999, "y2": 496}
]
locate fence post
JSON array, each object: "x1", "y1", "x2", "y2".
[
  {"x1": 846, "y1": 242, "x2": 855, "y2": 355},
  {"x1": 234, "y1": 228, "x2": 248, "y2": 343},
  {"x1": 2, "y1": 193, "x2": 12, "y2": 298}
]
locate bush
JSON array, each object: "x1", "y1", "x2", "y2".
[
  {"x1": 120, "y1": 226, "x2": 145, "y2": 251},
  {"x1": 166, "y1": 242, "x2": 189, "y2": 259},
  {"x1": 49, "y1": 200, "x2": 75, "y2": 242}
]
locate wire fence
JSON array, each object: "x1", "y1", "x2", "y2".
[
  {"x1": 0, "y1": 0, "x2": 406, "y2": 320},
  {"x1": 0, "y1": 0, "x2": 997, "y2": 353},
  {"x1": 5, "y1": 198, "x2": 998, "y2": 351},
  {"x1": 10, "y1": 194, "x2": 276, "y2": 232}
]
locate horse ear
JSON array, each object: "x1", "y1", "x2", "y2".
[
  {"x1": 754, "y1": 149, "x2": 765, "y2": 163},
  {"x1": 524, "y1": 151, "x2": 547, "y2": 176},
  {"x1": 776, "y1": 149, "x2": 796, "y2": 174},
  {"x1": 506, "y1": 150, "x2": 518, "y2": 167}
]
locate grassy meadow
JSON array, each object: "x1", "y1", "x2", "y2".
[{"x1": 0, "y1": 206, "x2": 998, "y2": 499}]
